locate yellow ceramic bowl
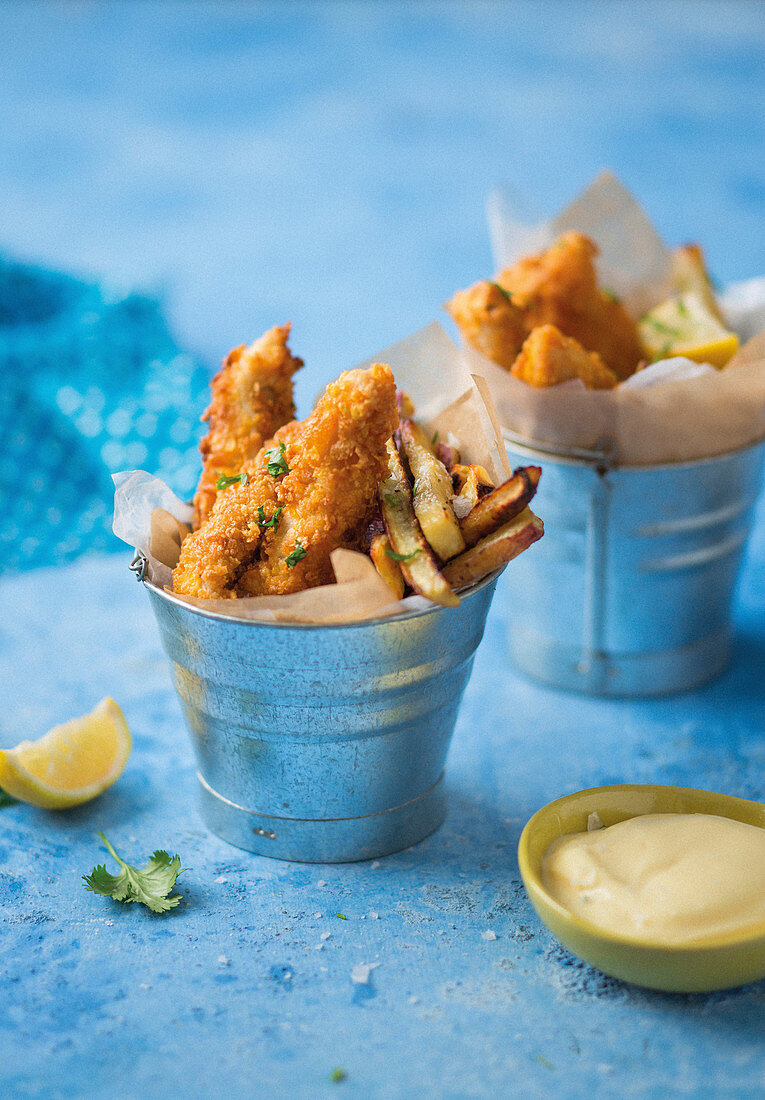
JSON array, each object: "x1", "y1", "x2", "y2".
[{"x1": 518, "y1": 784, "x2": 765, "y2": 993}]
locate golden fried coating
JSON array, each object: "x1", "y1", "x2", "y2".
[
  {"x1": 192, "y1": 323, "x2": 303, "y2": 528},
  {"x1": 497, "y1": 232, "x2": 642, "y2": 380},
  {"x1": 446, "y1": 280, "x2": 528, "y2": 370},
  {"x1": 173, "y1": 363, "x2": 398, "y2": 600},
  {"x1": 511, "y1": 324, "x2": 618, "y2": 390}
]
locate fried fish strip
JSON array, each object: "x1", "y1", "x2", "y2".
[
  {"x1": 446, "y1": 279, "x2": 528, "y2": 370},
  {"x1": 511, "y1": 324, "x2": 618, "y2": 390},
  {"x1": 173, "y1": 363, "x2": 398, "y2": 599},
  {"x1": 192, "y1": 323, "x2": 303, "y2": 528},
  {"x1": 497, "y1": 232, "x2": 642, "y2": 380}
]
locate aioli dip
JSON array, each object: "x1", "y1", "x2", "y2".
[{"x1": 542, "y1": 813, "x2": 765, "y2": 945}]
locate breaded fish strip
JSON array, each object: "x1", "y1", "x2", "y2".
[
  {"x1": 511, "y1": 324, "x2": 618, "y2": 390},
  {"x1": 497, "y1": 232, "x2": 642, "y2": 380},
  {"x1": 446, "y1": 280, "x2": 527, "y2": 370},
  {"x1": 173, "y1": 363, "x2": 398, "y2": 600},
  {"x1": 192, "y1": 323, "x2": 303, "y2": 527}
]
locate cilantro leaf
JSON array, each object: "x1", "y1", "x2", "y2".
[
  {"x1": 265, "y1": 441, "x2": 290, "y2": 478},
  {"x1": 83, "y1": 832, "x2": 185, "y2": 914},
  {"x1": 215, "y1": 471, "x2": 249, "y2": 491},
  {"x1": 257, "y1": 505, "x2": 284, "y2": 530},
  {"x1": 488, "y1": 281, "x2": 514, "y2": 303},
  {"x1": 285, "y1": 540, "x2": 307, "y2": 568},
  {"x1": 330, "y1": 1068, "x2": 347, "y2": 1083},
  {"x1": 385, "y1": 547, "x2": 420, "y2": 563},
  {"x1": 0, "y1": 787, "x2": 17, "y2": 808}
]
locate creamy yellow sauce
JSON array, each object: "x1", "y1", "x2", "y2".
[{"x1": 541, "y1": 813, "x2": 765, "y2": 945}]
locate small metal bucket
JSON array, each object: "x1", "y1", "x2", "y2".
[
  {"x1": 142, "y1": 572, "x2": 500, "y2": 862},
  {"x1": 503, "y1": 432, "x2": 765, "y2": 696}
]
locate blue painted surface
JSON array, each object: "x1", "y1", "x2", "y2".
[{"x1": 1, "y1": 2, "x2": 765, "y2": 1097}]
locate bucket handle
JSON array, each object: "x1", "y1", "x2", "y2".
[{"x1": 129, "y1": 550, "x2": 148, "y2": 582}]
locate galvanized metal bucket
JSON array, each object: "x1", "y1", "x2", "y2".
[
  {"x1": 143, "y1": 572, "x2": 500, "y2": 861},
  {"x1": 503, "y1": 431, "x2": 765, "y2": 696}
]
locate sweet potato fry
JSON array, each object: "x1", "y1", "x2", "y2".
[
  {"x1": 442, "y1": 507, "x2": 544, "y2": 590},
  {"x1": 379, "y1": 441, "x2": 459, "y2": 608},
  {"x1": 399, "y1": 419, "x2": 465, "y2": 561},
  {"x1": 460, "y1": 466, "x2": 541, "y2": 548}
]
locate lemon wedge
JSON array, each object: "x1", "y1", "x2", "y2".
[
  {"x1": 638, "y1": 293, "x2": 739, "y2": 368},
  {"x1": 0, "y1": 698, "x2": 131, "y2": 809}
]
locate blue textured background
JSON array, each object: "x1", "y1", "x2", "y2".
[{"x1": 1, "y1": 2, "x2": 765, "y2": 1097}]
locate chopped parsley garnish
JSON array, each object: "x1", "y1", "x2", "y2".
[
  {"x1": 330, "y1": 1068, "x2": 347, "y2": 1083},
  {"x1": 83, "y1": 832, "x2": 185, "y2": 913},
  {"x1": 677, "y1": 298, "x2": 689, "y2": 318},
  {"x1": 285, "y1": 541, "x2": 307, "y2": 568},
  {"x1": 215, "y1": 471, "x2": 248, "y2": 491},
  {"x1": 489, "y1": 281, "x2": 514, "y2": 304},
  {"x1": 431, "y1": 430, "x2": 439, "y2": 445},
  {"x1": 385, "y1": 547, "x2": 421, "y2": 563},
  {"x1": 601, "y1": 287, "x2": 620, "y2": 303},
  {"x1": 265, "y1": 441, "x2": 290, "y2": 478},
  {"x1": 651, "y1": 341, "x2": 674, "y2": 363},
  {"x1": 257, "y1": 505, "x2": 284, "y2": 530},
  {"x1": 336, "y1": 912, "x2": 348, "y2": 920}
]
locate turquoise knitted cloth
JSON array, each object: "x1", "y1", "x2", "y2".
[{"x1": 0, "y1": 258, "x2": 210, "y2": 572}]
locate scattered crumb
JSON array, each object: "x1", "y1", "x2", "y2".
[
  {"x1": 320, "y1": 932, "x2": 331, "y2": 941},
  {"x1": 317, "y1": 880, "x2": 326, "y2": 888},
  {"x1": 482, "y1": 930, "x2": 498, "y2": 942},
  {"x1": 139, "y1": 983, "x2": 150, "y2": 990},
  {"x1": 371, "y1": 861, "x2": 380, "y2": 869},
  {"x1": 588, "y1": 811, "x2": 605, "y2": 831},
  {"x1": 368, "y1": 911, "x2": 378, "y2": 920},
  {"x1": 350, "y1": 962, "x2": 380, "y2": 985},
  {"x1": 408, "y1": 995, "x2": 420, "y2": 1005},
  {"x1": 314, "y1": 912, "x2": 322, "y2": 918},
  {"x1": 314, "y1": 944, "x2": 324, "y2": 951},
  {"x1": 218, "y1": 955, "x2": 230, "y2": 966},
  {"x1": 215, "y1": 875, "x2": 229, "y2": 884}
]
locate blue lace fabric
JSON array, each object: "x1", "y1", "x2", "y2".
[{"x1": 0, "y1": 257, "x2": 210, "y2": 572}]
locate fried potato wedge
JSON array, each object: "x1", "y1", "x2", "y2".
[
  {"x1": 671, "y1": 244, "x2": 725, "y2": 324},
  {"x1": 442, "y1": 507, "x2": 544, "y2": 590},
  {"x1": 369, "y1": 532, "x2": 406, "y2": 601},
  {"x1": 451, "y1": 463, "x2": 495, "y2": 517},
  {"x1": 460, "y1": 465, "x2": 541, "y2": 548},
  {"x1": 399, "y1": 419, "x2": 466, "y2": 561},
  {"x1": 379, "y1": 440, "x2": 459, "y2": 608}
]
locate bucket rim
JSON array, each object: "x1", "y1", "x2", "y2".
[
  {"x1": 142, "y1": 565, "x2": 502, "y2": 631},
  {"x1": 502, "y1": 427, "x2": 765, "y2": 473}
]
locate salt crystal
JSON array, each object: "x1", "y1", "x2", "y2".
[
  {"x1": 218, "y1": 954, "x2": 230, "y2": 966},
  {"x1": 314, "y1": 912, "x2": 322, "y2": 918},
  {"x1": 317, "y1": 880, "x2": 326, "y2": 887},
  {"x1": 371, "y1": 861, "x2": 380, "y2": 869},
  {"x1": 350, "y1": 962, "x2": 380, "y2": 985},
  {"x1": 314, "y1": 944, "x2": 324, "y2": 951},
  {"x1": 368, "y1": 911, "x2": 378, "y2": 920},
  {"x1": 587, "y1": 812, "x2": 604, "y2": 832},
  {"x1": 215, "y1": 876, "x2": 228, "y2": 884},
  {"x1": 408, "y1": 996, "x2": 420, "y2": 1005},
  {"x1": 481, "y1": 930, "x2": 497, "y2": 942},
  {"x1": 320, "y1": 932, "x2": 331, "y2": 941}
]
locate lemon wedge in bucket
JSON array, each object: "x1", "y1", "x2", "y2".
[
  {"x1": 0, "y1": 698, "x2": 131, "y2": 809},
  {"x1": 638, "y1": 293, "x2": 739, "y2": 368}
]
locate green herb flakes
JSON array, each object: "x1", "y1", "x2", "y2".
[
  {"x1": 285, "y1": 541, "x2": 307, "y2": 568},
  {"x1": 215, "y1": 471, "x2": 248, "y2": 491},
  {"x1": 265, "y1": 441, "x2": 290, "y2": 478},
  {"x1": 83, "y1": 832, "x2": 185, "y2": 914}
]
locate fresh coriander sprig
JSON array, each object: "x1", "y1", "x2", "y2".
[
  {"x1": 285, "y1": 541, "x2": 307, "y2": 568},
  {"x1": 265, "y1": 441, "x2": 290, "y2": 478},
  {"x1": 215, "y1": 471, "x2": 249, "y2": 491},
  {"x1": 257, "y1": 505, "x2": 284, "y2": 531},
  {"x1": 83, "y1": 832, "x2": 185, "y2": 913}
]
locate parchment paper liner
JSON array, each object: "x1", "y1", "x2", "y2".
[
  {"x1": 113, "y1": 323, "x2": 509, "y2": 624},
  {"x1": 475, "y1": 171, "x2": 765, "y2": 466}
]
